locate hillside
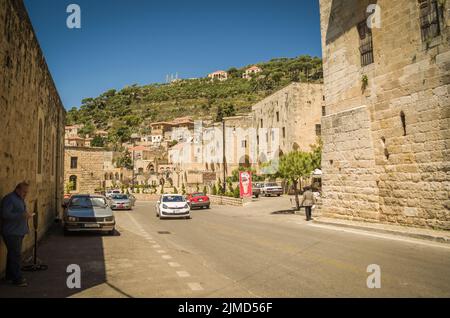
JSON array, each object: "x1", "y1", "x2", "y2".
[{"x1": 66, "y1": 55, "x2": 323, "y2": 144}]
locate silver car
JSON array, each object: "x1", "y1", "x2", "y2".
[
  {"x1": 109, "y1": 194, "x2": 134, "y2": 210},
  {"x1": 63, "y1": 195, "x2": 115, "y2": 235}
]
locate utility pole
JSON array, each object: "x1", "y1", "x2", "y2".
[{"x1": 222, "y1": 120, "x2": 226, "y2": 193}]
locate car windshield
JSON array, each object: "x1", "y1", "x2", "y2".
[
  {"x1": 192, "y1": 193, "x2": 205, "y2": 197},
  {"x1": 266, "y1": 183, "x2": 279, "y2": 187},
  {"x1": 112, "y1": 194, "x2": 128, "y2": 200},
  {"x1": 162, "y1": 196, "x2": 185, "y2": 203},
  {"x1": 70, "y1": 197, "x2": 107, "y2": 208}
]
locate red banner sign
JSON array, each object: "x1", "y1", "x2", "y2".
[{"x1": 239, "y1": 171, "x2": 253, "y2": 198}]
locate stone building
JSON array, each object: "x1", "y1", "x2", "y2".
[
  {"x1": 64, "y1": 147, "x2": 106, "y2": 194},
  {"x1": 0, "y1": 0, "x2": 66, "y2": 274},
  {"x1": 319, "y1": 0, "x2": 449, "y2": 229},
  {"x1": 252, "y1": 83, "x2": 323, "y2": 164}
]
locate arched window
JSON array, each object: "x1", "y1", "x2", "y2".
[
  {"x1": 69, "y1": 175, "x2": 77, "y2": 191},
  {"x1": 37, "y1": 119, "x2": 43, "y2": 174}
]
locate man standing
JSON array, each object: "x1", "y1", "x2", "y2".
[
  {"x1": 301, "y1": 187, "x2": 316, "y2": 222},
  {"x1": 1, "y1": 182, "x2": 34, "y2": 287}
]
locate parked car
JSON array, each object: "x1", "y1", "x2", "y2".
[
  {"x1": 106, "y1": 189, "x2": 121, "y2": 198},
  {"x1": 187, "y1": 192, "x2": 210, "y2": 209},
  {"x1": 63, "y1": 195, "x2": 115, "y2": 235},
  {"x1": 156, "y1": 194, "x2": 191, "y2": 220},
  {"x1": 109, "y1": 194, "x2": 133, "y2": 210},
  {"x1": 252, "y1": 183, "x2": 263, "y2": 198},
  {"x1": 262, "y1": 182, "x2": 283, "y2": 197}
]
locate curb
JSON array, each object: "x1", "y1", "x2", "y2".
[{"x1": 313, "y1": 219, "x2": 450, "y2": 244}]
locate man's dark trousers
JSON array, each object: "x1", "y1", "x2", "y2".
[
  {"x1": 305, "y1": 207, "x2": 312, "y2": 221},
  {"x1": 3, "y1": 235, "x2": 24, "y2": 282}
]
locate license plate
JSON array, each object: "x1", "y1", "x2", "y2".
[
  {"x1": 198, "y1": 199, "x2": 203, "y2": 202},
  {"x1": 84, "y1": 224, "x2": 100, "y2": 228}
]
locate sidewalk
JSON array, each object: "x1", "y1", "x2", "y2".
[{"x1": 313, "y1": 217, "x2": 450, "y2": 244}]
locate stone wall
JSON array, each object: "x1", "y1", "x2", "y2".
[
  {"x1": 0, "y1": 0, "x2": 66, "y2": 274},
  {"x1": 252, "y1": 83, "x2": 323, "y2": 157},
  {"x1": 209, "y1": 195, "x2": 244, "y2": 207},
  {"x1": 64, "y1": 147, "x2": 108, "y2": 194},
  {"x1": 319, "y1": 0, "x2": 450, "y2": 229}
]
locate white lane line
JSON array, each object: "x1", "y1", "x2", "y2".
[
  {"x1": 168, "y1": 262, "x2": 181, "y2": 268},
  {"x1": 152, "y1": 245, "x2": 161, "y2": 248},
  {"x1": 157, "y1": 250, "x2": 166, "y2": 254},
  {"x1": 162, "y1": 255, "x2": 172, "y2": 260},
  {"x1": 187, "y1": 283, "x2": 204, "y2": 291},
  {"x1": 308, "y1": 223, "x2": 450, "y2": 250},
  {"x1": 176, "y1": 271, "x2": 191, "y2": 278}
]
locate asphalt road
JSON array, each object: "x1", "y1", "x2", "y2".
[
  {"x1": 107, "y1": 198, "x2": 450, "y2": 297},
  {"x1": 1, "y1": 197, "x2": 449, "y2": 298}
]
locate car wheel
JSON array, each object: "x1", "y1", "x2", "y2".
[
  {"x1": 277, "y1": 194, "x2": 281, "y2": 197},
  {"x1": 186, "y1": 216, "x2": 191, "y2": 220},
  {"x1": 109, "y1": 229, "x2": 115, "y2": 236},
  {"x1": 207, "y1": 205, "x2": 211, "y2": 209},
  {"x1": 63, "y1": 228, "x2": 70, "y2": 236}
]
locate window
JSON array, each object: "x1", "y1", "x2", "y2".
[
  {"x1": 70, "y1": 157, "x2": 78, "y2": 169},
  {"x1": 37, "y1": 119, "x2": 43, "y2": 174},
  {"x1": 69, "y1": 175, "x2": 77, "y2": 191},
  {"x1": 322, "y1": 106, "x2": 327, "y2": 116},
  {"x1": 315, "y1": 124, "x2": 322, "y2": 136},
  {"x1": 400, "y1": 111, "x2": 407, "y2": 136},
  {"x1": 260, "y1": 119, "x2": 263, "y2": 128},
  {"x1": 282, "y1": 127, "x2": 286, "y2": 138},
  {"x1": 358, "y1": 20, "x2": 374, "y2": 66},
  {"x1": 419, "y1": 0, "x2": 442, "y2": 43},
  {"x1": 51, "y1": 135, "x2": 55, "y2": 176},
  {"x1": 276, "y1": 112, "x2": 280, "y2": 122},
  {"x1": 241, "y1": 140, "x2": 247, "y2": 148}
]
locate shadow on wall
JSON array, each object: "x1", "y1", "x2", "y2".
[
  {"x1": 0, "y1": 224, "x2": 114, "y2": 298},
  {"x1": 325, "y1": 0, "x2": 378, "y2": 45}
]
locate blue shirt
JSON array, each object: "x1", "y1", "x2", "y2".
[{"x1": 0, "y1": 192, "x2": 29, "y2": 236}]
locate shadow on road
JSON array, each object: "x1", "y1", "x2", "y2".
[
  {"x1": 271, "y1": 209, "x2": 296, "y2": 215},
  {"x1": 0, "y1": 223, "x2": 115, "y2": 298}
]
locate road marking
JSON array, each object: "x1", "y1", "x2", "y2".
[
  {"x1": 157, "y1": 250, "x2": 166, "y2": 254},
  {"x1": 308, "y1": 223, "x2": 450, "y2": 250},
  {"x1": 176, "y1": 271, "x2": 191, "y2": 278},
  {"x1": 168, "y1": 262, "x2": 181, "y2": 267},
  {"x1": 187, "y1": 283, "x2": 203, "y2": 291},
  {"x1": 152, "y1": 245, "x2": 161, "y2": 248},
  {"x1": 162, "y1": 255, "x2": 172, "y2": 260}
]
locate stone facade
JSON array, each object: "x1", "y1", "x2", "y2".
[
  {"x1": 64, "y1": 147, "x2": 105, "y2": 194},
  {"x1": 319, "y1": 0, "x2": 450, "y2": 229},
  {"x1": 252, "y1": 83, "x2": 323, "y2": 161},
  {"x1": 0, "y1": 0, "x2": 66, "y2": 273}
]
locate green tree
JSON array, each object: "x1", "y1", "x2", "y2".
[
  {"x1": 116, "y1": 150, "x2": 133, "y2": 170},
  {"x1": 278, "y1": 151, "x2": 314, "y2": 210},
  {"x1": 91, "y1": 135, "x2": 106, "y2": 147},
  {"x1": 310, "y1": 138, "x2": 323, "y2": 170},
  {"x1": 203, "y1": 185, "x2": 208, "y2": 195}
]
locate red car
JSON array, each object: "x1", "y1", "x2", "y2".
[{"x1": 187, "y1": 192, "x2": 211, "y2": 209}]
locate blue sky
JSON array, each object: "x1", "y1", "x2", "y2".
[{"x1": 24, "y1": 0, "x2": 322, "y2": 109}]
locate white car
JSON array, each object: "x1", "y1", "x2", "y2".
[
  {"x1": 106, "y1": 189, "x2": 121, "y2": 199},
  {"x1": 261, "y1": 183, "x2": 283, "y2": 197},
  {"x1": 156, "y1": 194, "x2": 191, "y2": 220}
]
